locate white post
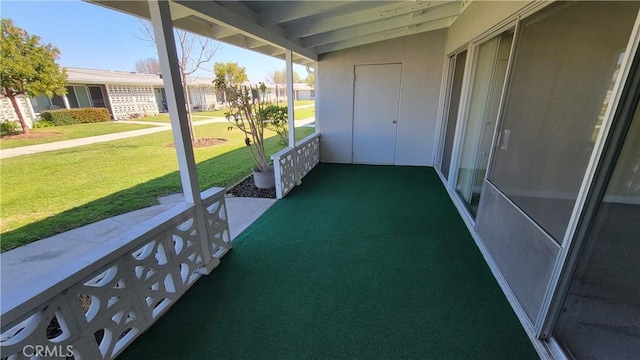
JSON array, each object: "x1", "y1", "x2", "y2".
[
  {"x1": 26, "y1": 97, "x2": 36, "y2": 123},
  {"x1": 148, "y1": 0, "x2": 217, "y2": 273},
  {"x1": 286, "y1": 50, "x2": 296, "y2": 147},
  {"x1": 62, "y1": 94, "x2": 70, "y2": 109},
  {"x1": 286, "y1": 50, "x2": 301, "y2": 185}
]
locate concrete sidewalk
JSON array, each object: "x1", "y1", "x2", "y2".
[
  {"x1": 0, "y1": 117, "x2": 315, "y2": 159},
  {"x1": 0, "y1": 118, "x2": 226, "y2": 159}
]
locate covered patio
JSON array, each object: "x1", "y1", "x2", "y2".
[
  {"x1": 118, "y1": 164, "x2": 537, "y2": 359},
  {"x1": 2, "y1": 1, "x2": 638, "y2": 359}
]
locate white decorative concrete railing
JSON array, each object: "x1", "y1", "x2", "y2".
[
  {"x1": 0, "y1": 188, "x2": 230, "y2": 360},
  {"x1": 271, "y1": 133, "x2": 320, "y2": 199}
]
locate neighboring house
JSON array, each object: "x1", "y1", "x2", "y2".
[
  {"x1": 1, "y1": 67, "x2": 218, "y2": 124},
  {"x1": 260, "y1": 83, "x2": 315, "y2": 102}
]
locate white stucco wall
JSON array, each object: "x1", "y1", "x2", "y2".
[
  {"x1": 317, "y1": 30, "x2": 446, "y2": 165},
  {"x1": 106, "y1": 84, "x2": 159, "y2": 120},
  {"x1": 188, "y1": 86, "x2": 217, "y2": 110}
]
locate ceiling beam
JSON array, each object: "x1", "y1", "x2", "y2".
[
  {"x1": 168, "y1": 2, "x2": 191, "y2": 20},
  {"x1": 243, "y1": 37, "x2": 266, "y2": 49},
  {"x1": 302, "y1": 3, "x2": 460, "y2": 48},
  {"x1": 261, "y1": 1, "x2": 355, "y2": 26},
  {"x1": 173, "y1": 15, "x2": 239, "y2": 39},
  {"x1": 175, "y1": 0, "x2": 318, "y2": 61},
  {"x1": 285, "y1": 0, "x2": 456, "y2": 38},
  {"x1": 314, "y1": 17, "x2": 455, "y2": 54}
]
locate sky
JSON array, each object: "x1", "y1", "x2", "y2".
[{"x1": 0, "y1": 0, "x2": 310, "y2": 82}]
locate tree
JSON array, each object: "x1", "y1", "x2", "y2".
[
  {"x1": 305, "y1": 74, "x2": 315, "y2": 88},
  {"x1": 138, "y1": 20, "x2": 220, "y2": 141},
  {"x1": 1, "y1": 19, "x2": 66, "y2": 135},
  {"x1": 213, "y1": 62, "x2": 248, "y2": 85},
  {"x1": 135, "y1": 57, "x2": 161, "y2": 74},
  {"x1": 267, "y1": 69, "x2": 301, "y2": 102},
  {"x1": 268, "y1": 69, "x2": 301, "y2": 86}
]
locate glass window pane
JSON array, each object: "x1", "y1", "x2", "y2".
[
  {"x1": 488, "y1": 1, "x2": 640, "y2": 241},
  {"x1": 455, "y1": 32, "x2": 513, "y2": 216},
  {"x1": 66, "y1": 86, "x2": 79, "y2": 108},
  {"x1": 74, "y1": 86, "x2": 91, "y2": 108},
  {"x1": 51, "y1": 95, "x2": 65, "y2": 109},
  {"x1": 553, "y1": 97, "x2": 640, "y2": 359},
  {"x1": 31, "y1": 95, "x2": 51, "y2": 113},
  {"x1": 440, "y1": 50, "x2": 467, "y2": 180},
  {"x1": 88, "y1": 86, "x2": 106, "y2": 108}
]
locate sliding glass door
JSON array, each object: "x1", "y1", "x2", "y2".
[
  {"x1": 475, "y1": 0, "x2": 640, "y2": 322},
  {"x1": 454, "y1": 31, "x2": 513, "y2": 216},
  {"x1": 487, "y1": 1, "x2": 639, "y2": 242},
  {"x1": 438, "y1": 51, "x2": 466, "y2": 180},
  {"x1": 553, "y1": 88, "x2": 640, "y2": 359}
]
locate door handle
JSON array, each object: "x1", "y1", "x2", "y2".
[{"x1": 392, "y1": 120, "x2": 397, "y2": 124}]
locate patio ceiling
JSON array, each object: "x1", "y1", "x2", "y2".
[{"x1": 89, "y1": 0, "x2": 469, "y2": 65}]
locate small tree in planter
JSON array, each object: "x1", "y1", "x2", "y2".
[{"x1": 215, "y1": 79, "x2": 275, "y2": 189}]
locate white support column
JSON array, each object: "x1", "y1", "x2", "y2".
[
  {"x1": 62, "y1": 94, "x2": 70, "y2": 109},
  {"x1": 26, "y1": 97, "x2": 36, "y2": 122},
  {"x1": 286, "y1": 50, "x2": 296, "y2": 147},
  {"x1": 286, "y1": 50, "x2": 301, "y2": 185},
  {"x1": 148, "y1": 0, "x2": 217, "y2": 272}
]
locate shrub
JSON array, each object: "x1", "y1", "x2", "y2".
[
  {"x1": 260, "y1": 105, "x2": 288, "y2": 146},
  {"x1": 40, "y1": 108, "x2": 111, "y2": 126},
  {"x1": 33, "y1": 119, "x2": 53, "y2": 128},
  {"x1": 1, "y1": 121, "x2": 19, "y2": 133}
]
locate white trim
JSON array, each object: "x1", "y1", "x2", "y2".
[
  {"x1": 486, "y1": 21, "x2": 522, "y2": 178},
  {"x1": 447, "y1": 43, "x2": 474, "y2": 192},
  {"x1": 432, "y1": 54, "x2": 455, "y2": 168}
]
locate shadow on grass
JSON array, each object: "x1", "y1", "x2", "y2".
[{"x1": 0, "y1": 131, "x2": 311, "y2": 252}]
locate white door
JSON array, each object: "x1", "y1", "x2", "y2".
[{"x1": 352, "y1": 64, "x2": 402, "y2": 164}]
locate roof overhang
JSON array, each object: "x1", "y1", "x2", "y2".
[{"x1": 87, "y1": 1, "x2": 469, "y2": 65}]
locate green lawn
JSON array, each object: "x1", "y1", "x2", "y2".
[
  {"x1": 0, "y1": 122, "x2": 156, "y2": 150},
  {"x1": 131, "y1": 114, "x2": 173, "y2": 122},
  {"x1": 136, "y1": 106, "x2": 315, "y2": 122},
  {"x1": 294, "y1": 100, "x2": 315, "y2": 106},
  {"x1": 134, "y1": 111, "x2": 227, "y2": 122},
  {"x1": 0, "y1": 123, "x2": 314, "y2": 251},
  {"x1": 294, "y1": 107, "x2": 315, "y2": 120},
  {"x1": 192, "y1": 109, "x2": 227, "y2": 117},
  {"x1": 271, "y1": 100, "x2": 316, "y2": 107}
]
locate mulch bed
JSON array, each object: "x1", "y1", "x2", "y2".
[
  {"x1": 166, "y1": 138, "x2": 227, "y2": 148},
  {"x1": 0, "y1": 131, "x2": 60, "y2": 140},
  {"x1": 227, "y1": 175, "x2": 276, "y2": 199}
]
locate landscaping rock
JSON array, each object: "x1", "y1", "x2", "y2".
[{"x1": 227, "y1": 175, "x2": 276, "y2": 199}]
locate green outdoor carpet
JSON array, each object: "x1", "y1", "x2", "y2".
[{"x1": 119, "y1": 164, "x2": 538, "y2": 360}]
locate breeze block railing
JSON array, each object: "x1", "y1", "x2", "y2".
[
  {"x1": 0, "y1": 187, "x2": 230, "y2": 360},
  {"x1": 271, "y1": 132, "x2": 320, "y2": 199}
]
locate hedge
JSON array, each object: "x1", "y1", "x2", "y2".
[{"x1": 40, "y1": 108, "x2": 111, "y2": 126}]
